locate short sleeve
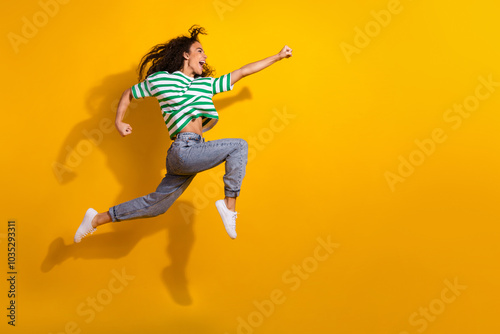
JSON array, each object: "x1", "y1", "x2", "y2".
[
  {"x1": 131, "y1": 79, "x2": 152, "y2": 99},
  {"x1": 212, "y1": 73, "x2": 234, "y2": 95}
]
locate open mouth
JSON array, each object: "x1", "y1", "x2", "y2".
[{"x1": 199, "y1": 60, "x2": 205, "y2": 69}]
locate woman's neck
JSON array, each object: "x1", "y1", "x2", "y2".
[{"x1": 180, "y1": 66, "x2": 195, "y2": 78}]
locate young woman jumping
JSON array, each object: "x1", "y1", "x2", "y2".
[{"x1": 74, "y1": 25, "x2": 292, "y2": 242}]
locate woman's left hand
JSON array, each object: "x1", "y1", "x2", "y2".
[{"x1": 278, "y1": 45, "x2": 293, "y2": 60}]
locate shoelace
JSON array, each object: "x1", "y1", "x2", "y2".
[
  {"x1": 230, "y1": 212, "x2": 238, "y2": 227},
  {"x1": 81, "y1": 227, "x2": 96, "y2": 238}
]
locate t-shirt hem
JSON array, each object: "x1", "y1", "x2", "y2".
[{"x1": 169, "y1": 114, "x2": 219, "y2": 139}]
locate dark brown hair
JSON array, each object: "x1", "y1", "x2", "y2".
[{"x1": 137, "y1": 25, "x2": 215, "y2": 81}]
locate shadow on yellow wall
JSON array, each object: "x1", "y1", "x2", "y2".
[{"x1": 42, "y1": 200, "x2": 196, "y2": 305}]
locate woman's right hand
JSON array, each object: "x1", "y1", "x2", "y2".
[{"x1": 116, "y1": 121, "x2": 133, "y2": 137}]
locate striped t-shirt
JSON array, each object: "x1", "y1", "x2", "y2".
[{"x1": 131, "y1": 71, "x2": 234, "y2": 139}]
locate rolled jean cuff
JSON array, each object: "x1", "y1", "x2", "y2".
[
  {"x1": 109, "y1": 207, "x2": 120, "y2": 222},
  {"x1": 225, "y1": 189, "x2": 239, "y2": 198}
]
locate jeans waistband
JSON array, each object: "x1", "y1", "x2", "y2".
[{"x1": 175, "y1": 132, "x2": 203, "y2": 141}]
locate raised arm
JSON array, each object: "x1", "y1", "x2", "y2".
[
  {"x1": 230, "y1": 45, "x2": 292, "y2": 86},
  {"x1": 115, "y1": 88, "x2": 134, "y2": 137}
]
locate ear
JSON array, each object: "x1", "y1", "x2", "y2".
[{"x1": 183, "y1": 51, "x2": 189, "y2": 60}]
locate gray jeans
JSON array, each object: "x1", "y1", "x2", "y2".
[{"x1": 109, "y1": 132, "x2": 248, "y2": 222}]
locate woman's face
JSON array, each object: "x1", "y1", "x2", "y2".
[{"x1": 185, "y1": 41, "x2": 207, "y2": 76}]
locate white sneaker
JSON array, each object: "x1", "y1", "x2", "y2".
[
  {"x1": 215, "y1": 200, "x2": 238, "y2": 239},
  {"x1": 74, "y1": 208, "x2": 98, "y2": 243}
]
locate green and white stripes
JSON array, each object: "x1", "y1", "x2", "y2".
[{"x1": 131, "y1": 71, "x2": 233, "y2": 139}]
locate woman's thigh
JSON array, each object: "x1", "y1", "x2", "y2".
[{"x1": 167, "y1": 138, "x2": 247, "y2": 175}]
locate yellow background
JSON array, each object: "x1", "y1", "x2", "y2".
[{"x1": 1, "y1": 0, "x2": 499, "y2": 333}]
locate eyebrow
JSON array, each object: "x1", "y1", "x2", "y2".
[{"x1": 196, "y1": 48, "x2": 204, "y2": 52}]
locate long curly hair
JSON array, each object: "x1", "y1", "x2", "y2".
[{"x1": 137, "y1": 25, "x2": 215, "y2": 81}]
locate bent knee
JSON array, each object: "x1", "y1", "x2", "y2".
[{"x1": 238, "y1": 138, "x2": 248, "y2": 152}]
